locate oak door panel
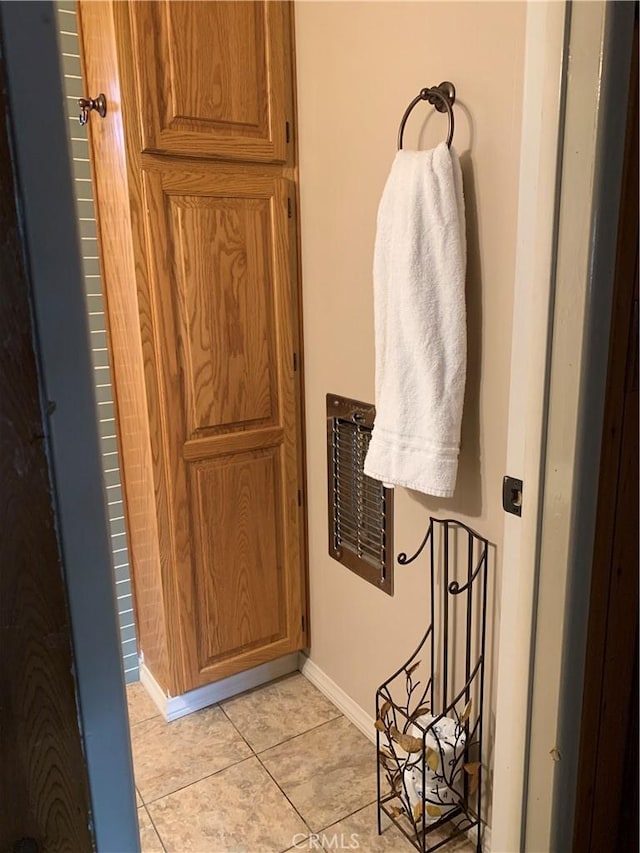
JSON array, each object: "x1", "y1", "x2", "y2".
[
  {"x1": 168, "y1": 194, "x2": 277, "y2": 435},
  {"x1": 142, "y1": 164, "x2": 303, "y2": 689},
  {"x1": 192, "y1": 448, "x2": 286, "y2": 669},
  {"x1": 129, "y1": 1, "x2": 288, "y2": 162}
]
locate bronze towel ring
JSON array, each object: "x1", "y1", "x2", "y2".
[{"x1": 397, "y1": 81, "x2": 456, "y2": 150}]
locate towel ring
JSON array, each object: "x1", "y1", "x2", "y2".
[{"x1": 397, "y1": 81, "x2": 456, "y2": 150}]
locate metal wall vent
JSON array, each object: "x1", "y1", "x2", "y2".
[{"x1": 326, "y1": 394, "x2": 394, "y2": 595}]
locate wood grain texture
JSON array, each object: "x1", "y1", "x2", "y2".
[
  {"x1": 142, "y1": 164, "x2": 304, "y2": 690},
  {"x1": 129, "y1": 0, "x2": 288, "y2": 162},
  {"x1": 285, "y1": 2, "x2": 311, "y2": 650},
  {"x1": 168, "y1": 1, "x2": 262, "y2": 127},
  {"x1": 78, "y1": 1, "x2": 170, "y2": 688},
  {"x1": 192, "y1": 449, "x2": 286, "y2": 667},
  {"x1": 168, "y1": 194, "x2": 276, "y2": 434},
  {"x1": 79, "y1": 0, "x2": 307, "y2": 696},
  {"x1": 183, "y1": 426, "x2": 284, "y2": 462},
  {"x1": 0, "y1": 65, "x2": 93, "y2": 853}
]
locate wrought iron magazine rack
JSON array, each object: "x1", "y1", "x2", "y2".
[{"x1": 376, "y1": 518, "x2": 489, "y2": 853}]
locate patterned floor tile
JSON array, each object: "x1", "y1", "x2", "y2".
[
  {"x1": 138, "y1": 806, "x2": 164, "y2": 853},
  {"x1": 127, "y1": 681, "x2": 161, "y2": 727},
  {"x1": 260, "y1": 717, "x2": 376, "y2": 832},
  {"x1": 147, "y1": 756, "x2": 307, "y2": 852},
  {"x1": 222, "y1": 674, "x2": 341, "y2": 752},
  {"x1": 131, "y1": 706, "x2": 251, "y2": 802}
]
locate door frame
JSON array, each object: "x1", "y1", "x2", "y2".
[
  {"x1": 493, "y1": 1, "x2": 636, "y2": 850},
  {"x1": 491, "y1": 3, "x2": 569, "y2": 847},
  {"x1": 529, "y1": 3, "x2": 635, "y2": 849},
  {"x1": 0, "y1": 3, "x2": 139, "y2": 851},
  {"x1": 0, "y1": 29, "x2": 94, "y2": 853}
]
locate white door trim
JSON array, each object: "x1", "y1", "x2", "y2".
[
  {"x1": 0, "y1": 5, "x2": 139, "y2": 850},
  {"x1": 524, "y1": 2, "x2": 635, "y2": 849},
  {"x1": 491, "y1": 3, "x2": 569, "y2": 851},
  {"x1": 493, "y1": 2, "x2": 635, "y2": 850}
]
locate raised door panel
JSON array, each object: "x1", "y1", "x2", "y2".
[
  {"x1": 168, "y1": 194, "x2": 277, "y2": 435},
  {"x1": 192, "y1": 448, "x2": 286, "y2": 669},
  {"x1": 129, "y1": 1, "x2": 289, "y2": 163},
  {"x1": 142, "y1": 165, "x2": 304, "y2": 689}
]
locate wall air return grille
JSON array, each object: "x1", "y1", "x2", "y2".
[{"x1": 326, "y1": 394, "x2": 394, "y2": 595}]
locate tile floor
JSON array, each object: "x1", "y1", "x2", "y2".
[{"x1": 127, "y1": 674, "x2": 475, "y2": 853}]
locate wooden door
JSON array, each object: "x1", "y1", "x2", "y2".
[
  {"x1": 129, "y1": 1, "x2": 289, "y2": 163},
  {"x1": 142, "y1": 163, "x2": 304, "y2": 691},
  {"x1": 78, "y1": 0, "x2": 306, "y2": 697}
]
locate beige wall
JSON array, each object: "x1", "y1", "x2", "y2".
[{"x1": 295, "y1": 0, "x2": 525, "y2": 765}]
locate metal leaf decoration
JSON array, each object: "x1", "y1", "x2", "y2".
[
  {"x1": 426, "y1": 804, "x2": 442, "y2": 818},
  {"x1": 375, "y1": 699, "x2": 393, "y2": 732},
  {"x1": 378, "y1": 752, "x2": 393, "y2": 770},
  {"x1": 426, "y1": 747, "x2": 439, "y2": 772},
  {"x1": 408, "y1": 704, "x2": 431, "y2": 722},
  {"x1": 388, "y1": 771, "x2": 401, "y2": 793},
  {"x1": 460, "y1": 699, "x2": 473, "y2": 723},
  {"x1": 389, "y1": 725, "x2": 424, "y2": 754}
]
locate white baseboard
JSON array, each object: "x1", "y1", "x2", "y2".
[
  {"x1": 138, "y1": 661, "x2": 169, "y2": 716},
  {"x1": 139, "y1": 653, "x2": 300, "y2": 722},
  {"x1": 298, "y1": 653, "x2": 375, "y2": 744}
]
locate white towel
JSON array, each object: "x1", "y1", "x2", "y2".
[{"x1": 364, "y1": 143, "x2": 466, "y2": 498}]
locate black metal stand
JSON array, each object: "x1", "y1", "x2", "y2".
[{"x1": 375, "y1": 518, "x2": 489, "y2": 853}]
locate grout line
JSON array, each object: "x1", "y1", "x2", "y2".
[
  {"x1": 253, "y1": 713, "x2": 343, "y2": 757},
  {"x1": 255, "y1": 714, "x2": 345, "y2": 758},
  {"x1": 313, "y1": 798, "x2": 380, "y2": 835},
  {"x1": 219, "y1": 704, "x2": 314, "y2": 835},
  {"x1": 141, "y1": 802, "x2": 167, "y2": 853},
  {"x1": 127, "y1": 708, "x2": 161, "y2": 730},
  {"x1": 130, "y1": 693, "x2": 272, "y2": 811},
  {"x1": 216, "y1": 669, "x2": 301, "y2": 710},
  {"x1": 131, "y1": 680, "x2": 386, "y2": 851},
  {"x1": 140, "y1": 752, "x2": 255, "y2": 807},
  {"x1": 254, "y1": 753, "x2": 314, "y2": 837}
]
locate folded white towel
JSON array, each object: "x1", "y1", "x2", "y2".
[{"x1": 364, "y1": 143, "x2": 466, "y2": 498}]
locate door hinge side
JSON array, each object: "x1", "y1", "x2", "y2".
[
  {"x1": 301, "y1": 612, "x2": 306, "y2": 633},
  {"x1": 287, "y1": 197, "x2": 293, "y2": 219},
  {"x1": 297, "y1": 488, "x2": 302, "y2": 507},
  {"x1": 286, "y1": 120, "x2": 291, "y2": 143},
  {"x1": 293, "y1": 351, "x2": 298, "y2": 371}
]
